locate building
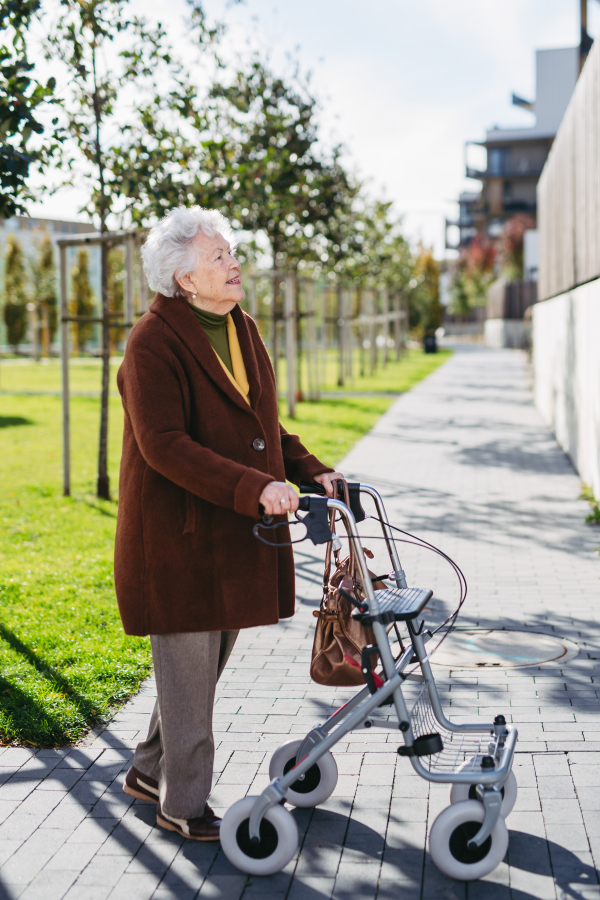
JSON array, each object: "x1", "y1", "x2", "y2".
[{"x1": 446, "y1": 47, "x2": 579, "y2": 250}]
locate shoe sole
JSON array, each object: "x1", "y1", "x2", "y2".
[
  {"x1": 157, "y1": 814, "x2": 220, "y2": 841},
  {"x1": 123, "y1": 784, "x2": 158, "y2": 804}
]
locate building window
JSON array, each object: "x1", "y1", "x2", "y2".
[{"x1": 488, "y1": 148, "x2": 507, "y2": 176}]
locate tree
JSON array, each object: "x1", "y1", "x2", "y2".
[
  {"x1": 196, "y1": 58, "x2": 357, "y2": 272},
  {"x1": 3, "y1": 234, "x2": 29, "y2": 350},
  {"x1": 450, "y1": 234, "x2": 496, "y2": 314},
  {"x1": 31, "y1": 232, "x2": 57, "y2": 357},
  {"x1": 70, "y1": 250, "x2": 95, "y2": 354},
  {"x1": 0, "y1": 1, "x2": 58, "y2": 216},
  {"x1": 107, "y1": 248, "x2": 124, "y2": 352},
  {"x1": 183, "y1": 57, "x2": 357, "y2": 379},
  {"x1": 45, "y1": 0, "x2": 195, "y2": 498},
  {"x1": 413, "y1": 248, "x2": 442, "y2": 338},
  {"x1": 335, "y1": 200, "x2": 413, "y2": 289},
  {"x1": 500, "y1": 213, "x2": 535, "y2": 280}
]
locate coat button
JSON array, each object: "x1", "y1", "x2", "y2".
[{"x1": 252, "y1": 438, "x2": 266, "y2": 451}]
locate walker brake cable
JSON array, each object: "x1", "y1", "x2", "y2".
[
  {"x1": 333, "y1": 517, "x2": 468, "y2": 663},
  {"x1": 253, "y1": 501, "x2": 334, "y2": 548},
  {"x1": 366, "y1": 515, "x2": 468, "y2": 633},
  {"x1": 253, "y1": 518, "x2": 309, "y2": 547}
]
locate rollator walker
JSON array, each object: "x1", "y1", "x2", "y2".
[{"x1": 220, "y1": 483, "x2": 518, "y2": 881}]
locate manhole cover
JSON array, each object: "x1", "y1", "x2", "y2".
[{"x1": 430, "y1": 630, "x2": 579, "y2": 669}]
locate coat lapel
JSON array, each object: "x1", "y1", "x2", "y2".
[
  {"x1": 230, "y1": 303, "x2": 263, "y2": 408},
  {"x1": 150, "y1": 295, "x2": 262, "y2": 413}
]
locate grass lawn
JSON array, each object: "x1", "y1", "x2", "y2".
[{"x1": 0, "y1": 347, "x2": 451, "y2": 746}]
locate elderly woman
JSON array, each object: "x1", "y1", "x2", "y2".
[{"x1": 115, "y1": 207, "x2": 342, "y2": 841}]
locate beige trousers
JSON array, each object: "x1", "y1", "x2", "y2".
[{"x1": 133, "y1": 630, "x2": 238, "y2": 819}]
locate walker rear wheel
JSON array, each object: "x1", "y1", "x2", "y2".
[
  {"x1": 429, "y1": 800, "x2": 508, "y2": 880},
  {"x1": 220, "y1": 796, "x2": 298, "y2": 875},
  {"x1": 449, "y1": 761, "x2": 517, "y2": 817},
  {"x1": 269, "y1": 739, "x2": 338, "y2": 808}
]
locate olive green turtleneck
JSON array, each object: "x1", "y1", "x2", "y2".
[{"x1": 188, "y1": 304, "x2": 233, "y2": 375}]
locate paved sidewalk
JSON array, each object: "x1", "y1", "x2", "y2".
[{"x1": 2, "y1": 347, "x2": 600, "y2": 899}]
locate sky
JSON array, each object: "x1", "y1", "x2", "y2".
[{"x1": 29, "y1": 0, "x2": 600, "y2": 257}]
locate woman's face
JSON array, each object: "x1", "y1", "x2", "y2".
[{"x1": 177, "y1": 231, "x2": 245, "y2": 313}]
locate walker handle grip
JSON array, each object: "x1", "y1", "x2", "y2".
[
  {"x1": 299, "y1": 482, "x2": 328, "y2": 496},
  {"x1": 299, "y1": 481, "x2": 366, "y2": 523}
]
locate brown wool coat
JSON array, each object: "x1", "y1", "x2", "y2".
[{"x1": 114, "y1": 295, "x2": 333, "y2": 636}]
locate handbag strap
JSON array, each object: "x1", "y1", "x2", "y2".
[{"x1": 321, "y1": 478, "x2": 355, "y2": 602}]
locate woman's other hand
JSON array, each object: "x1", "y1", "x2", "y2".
[
  {"x1": 313, "y1": 472, "x2": 346, "y2": 498},
  {"x1": 259, "y1": 482, "x2": 299, "y2": 516}
]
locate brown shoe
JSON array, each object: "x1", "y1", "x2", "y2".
[
  {"x1": 156, "y1": 801, "x2": 221, "y2": 841},
  {"x1": 123, "y1": 766, "x2": 159, "y2": 804}
]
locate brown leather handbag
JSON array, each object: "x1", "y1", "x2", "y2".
[{"x1": 310, "y1": 479, "x2": 382, "y2": 686}]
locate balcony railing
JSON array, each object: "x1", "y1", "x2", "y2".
[{"x1": 466, "y1": 166, "x2": 545, "y2": 180}]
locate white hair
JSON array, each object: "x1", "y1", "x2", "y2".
[{"x1": 141, "y1": 206, "x2": 237, "y2": 298}]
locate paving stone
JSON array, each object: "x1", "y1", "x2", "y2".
[
  {"x1": 0, "y1": 838, "x2": 24, "y2": 867},
  {"x1": 0, "y1": 750, "x2": 35, "y2": 768},
  {"x1": 287, "y1": 877, "x2": 335, "y2": 900},
  {"x1": 537, "y1": 776, "x2": 578, "y2": 799},
  {"x1": 69, "y1": 817, "x2": 118, "y2": 843},
  {"x1": 44, "y1": 840, "x2": 99, "y2": 871},
  {"x1": 16, "y1": 758, "x2": 62, "y2": 778},
  {"x1": 19, "y1": 869, "x2": 77, "y2": 900},
  {"x1": 0, "y1": 781, "x2": 36, "y2": 802},
  {"x1": 0, "y1": 829, "x2": 67, "y2": 884},
  {"x1": 63, "y1": 885, "x2": 113, "y2": 900},
  {"x1": 55, "y1": 750, "x2": 103, "y2": 771},
  {"x1": 106, "y1": 872, "x2": 162, "y2": 898},
  {"x1": 37, "y1": 771, "x2": 84, "y2": 792},
  {"x1": 158, "y1": 856, "x2": 207, "y2": 889},
  {"x1": 541, "y1": 798, "x2": 585, "y2": 825},
  {"x1": 38, "y1": 799, "x2": 92, "y2": 831},
  {"x1": 0, "y1": 814, "x2": 46, "y2": 841},
  {"x1": 152, "y1": 889, "x2": 198, "y2": 900},
  {"x1": 125, "y1": 838, "x2": 180, "y2": 874},
  {"x1": 74, "y1": 855, "x2": 129, "y2": 886},
  {"x1": 196, "y1": 875, "x2": 247, "y2": 898}
]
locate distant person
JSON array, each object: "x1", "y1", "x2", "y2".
[{"x1": 114, "y1": 206, "x2": 342, "y2": 840}]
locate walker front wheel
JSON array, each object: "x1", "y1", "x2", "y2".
[
  {"x1": 449, "y1": 763, "x2": 517, "y2": 818},
  {"x1": 429, "y1": 800, "x2": 508, "y2": 881},
  {"x1": 269, "y1": 739, "x2": 338, "y2": 808},
  {"x1": 220, "y1": 797, "x2": 298, "y2": 876}
]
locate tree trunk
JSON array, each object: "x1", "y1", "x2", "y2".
[
  {"x1": 97, "y1": 241, "x2": 111, "y2": 500},
  {"x1": 271, "y1": 262, "x2": 279, "y2": 386},
  {"x1": 41, "y1": 301, "x2": 50, "y2": 358}
]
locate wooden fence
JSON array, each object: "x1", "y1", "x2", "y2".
[
  {"x1": 538, "y1": 38, "x2": 600, "y2": 301},
  {"x1": 487, "y1": 279, "x2": 538, "y2": 319},
  {"x1": 245, "y1": 271, "x2": 409, "y2": 417}
]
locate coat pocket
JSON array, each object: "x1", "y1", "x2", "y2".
[{"x1": 183, "y1": 490, "x2": 196, "y2": 534}]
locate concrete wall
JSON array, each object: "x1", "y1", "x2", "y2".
[{"x1": 532, "y1": 278, "x2": 600, "y2": 497}]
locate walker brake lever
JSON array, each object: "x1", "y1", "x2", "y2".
[{"x1": 295, "y1": 497, "x2": 333, "y2": 545}]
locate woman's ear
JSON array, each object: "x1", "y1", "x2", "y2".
[{"x1": 176, "y1": 273, "x2": 193, "y2": 295}]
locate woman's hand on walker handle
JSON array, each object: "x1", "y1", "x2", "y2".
[
  {"x1": 313, "y1": 472, "x2": 345, "y2": 498},
  {"x1": 259, "y1": 482, "x2": 299, "y2": 516}
]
